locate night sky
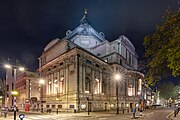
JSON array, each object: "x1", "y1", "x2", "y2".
[{"x1": 0, "y1": 0, "x2": 179, "y2": 76}]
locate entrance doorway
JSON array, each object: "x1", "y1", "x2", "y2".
[{"x1": 105, "y1": 103, "x2": 107, "y2": 111}]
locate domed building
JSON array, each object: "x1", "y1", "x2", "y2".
[{"x1": 38, "y1": 10, "x2": 145, "y2": 112}]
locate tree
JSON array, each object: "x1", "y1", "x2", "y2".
[
  {"x1": 158, "y1": 82, "x2": 178, "y2": 100},
  {"x1": 143, "y1": 7, "x2": 180, "y2": 85}
]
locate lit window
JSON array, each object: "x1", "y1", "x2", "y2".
[
  {"x1": 138, "y1": 79, "x2": 142, "y2": 91},
  {"x1": 94, "y1": 78, "x2": 100, "y2": 94},
  {"x1": 128, "y1": 84, "x2": 133, "y2": 96},
  {"x1": 60, "y1": 77, "x2": 64, "y2": 94}
]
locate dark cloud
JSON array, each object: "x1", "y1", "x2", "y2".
[{"x1": 0, "y1": 0, "x2": 179, "y2": 72}]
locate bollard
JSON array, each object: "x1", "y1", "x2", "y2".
[
  {"x1": 174, "y1": 109, "x2": 176, "y2": 117},
  {"x1": 127, "y1": 109, "x2": 129, "y2": 113},
  {"x1": 140, "y1": 109, "x2": 143, "y2": 116},
  {"x1": 56, "y1": 108, "x2": 58, "y2": 114},
  {"x1": 123, "y1": 109, "x2": 124, "y2": 114},
  {"x1": 132, "y1": 112, "x2": 135, "y2": 119},
  {"x1": 4, "y1": 111, "x2": 7, "y2": 118},
  {"x1": 74, "y1": 109, "x2": 76, "y2": 113}
]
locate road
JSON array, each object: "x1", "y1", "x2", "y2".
[
  {"x1": 0, "y1": 107, "x2": 175, "y2": 120},
  {"x1": 139, "y1": 107, "x2": 173, "y2": 120}
]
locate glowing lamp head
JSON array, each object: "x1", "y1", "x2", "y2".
[
  {"x1": 114, "y1": 74, "x2": 121, "y2": 81},
  {"x1": 19, "y1": 67, "x2": 25, "y2": 71},
  {"x1": 4, "y1": 64, "x2": 12, "y2": 69}
]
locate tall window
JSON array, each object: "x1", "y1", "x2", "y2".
[
  {"x1": 138, "y1": 79, "x2": 142, "y2": 91},
  {"x1": 102, "y1": 80, "x2": 106, "y2": 93},
  {"x1": 128, "y1": 84, "x2": 133, "y2": 96},
  {"x1": 59, "y1": 77, "x2": 64, "y2": 94},
  {"x1": 85, "y1": 77, "x2": 91, "y2": 93},
  {"x1": 127, "y1": 50, "x2": 129, "y2": 64},
  {"x1": 48, "y1": 80, "x2": 51, "y2": 95},
  {"x1": 94, "y1": 78, "x2": 100, "y2": 94},
  {"x1": 121, "y1": 45, "x2": 126, "y2": 59}
]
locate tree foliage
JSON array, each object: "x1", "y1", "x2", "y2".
[
  {"x1": 143, "y1": 7, "x2": 180, "y2": 85},
  {"x1": 158, "y1": 82, "x2": 179, "y2": 100}
]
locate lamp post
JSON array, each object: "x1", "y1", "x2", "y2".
[
  {"x1": 86, "y1": 97, "x2": 90, "y2": 115},
  {"x1": 39, "y1": 79, "x2": 45, "y2": 113},
  {"x1": 114, "y1": 74, "x2": 121, "y2": 114},
  {"x1": 4, "y1": 64, "x2": 24, "y2": 120}
]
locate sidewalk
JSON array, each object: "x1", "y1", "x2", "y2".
[
  {"x1": 168, "y1": 110, "x2": 180, "y2": 120},
  {"x1": 171, "y1": 113, "x2": 180, "y2": 120},
  {"x1": 0, "y1": 109, "x2": 153, "y2": 120}
]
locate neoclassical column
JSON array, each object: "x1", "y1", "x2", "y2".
[
  {"x1": 57, "y1": 70, "x2": 60, "y2": 93},
  {"x1": 82, "y1": 65, "x2": 86, "y2": 92},
  {"x1": 100, "y1": 71, "x2": 102, "y2": 93},
  {"x1": 50, "y1": 73, "x2": 53, "y2": 95},
  {"x1": 60, "y1": 67, "x2": 67, "y2": 94},
  {"x1": 92, "y1": 70, "x2": 95, "y2": 94},
  {"x1": 65, "y1": 59, "x2": 69, "y2": 110},
  {"x1": 46, "y1": 74, "x2": 49, "y2": 95}
]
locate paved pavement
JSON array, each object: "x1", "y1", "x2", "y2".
[
  {"x1": 170, "y1": 111, "x2": 180, "y2": 120},
  {"x1": 0, "y1": 108, "x2": 173, "y2": 120},
  {"x1": 0, "y1": 111, "x2": 134, "y2": 120}
]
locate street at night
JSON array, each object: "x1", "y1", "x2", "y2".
[{"x1": 0, "y1": 1, "x2": 179, "y2": 120}]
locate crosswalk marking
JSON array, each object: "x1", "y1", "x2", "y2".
[{"x1": 22, "y1": 115, "x2": 58, "y2": 120}]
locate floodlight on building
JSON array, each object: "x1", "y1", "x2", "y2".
[
  {"x1": 39, "y1": 79, "x2": 45, "y2": 84},
  {"x1": 54, "y1": 79, "x2": 57, "y2": 83},
  {"x1": 11, "y1": 91, "x2": 18, "y2": 96},
  {"x1": 60, "y1": 77, "x2": 64, "y2": 81}
]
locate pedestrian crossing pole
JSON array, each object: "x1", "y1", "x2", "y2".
[{"x1": 13, "y1": 69, "x2": 17, "y2": 120}]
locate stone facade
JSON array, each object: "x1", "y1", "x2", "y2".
[
  {"x1": 16, "y1": 71, "x2": 40, "y2": 110},
  {"x1": 38, "y1": 11, "x2": 145, "y2": 112}
]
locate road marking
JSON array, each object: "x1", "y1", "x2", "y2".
[
  {"x1": 166, "y1": 111, "x2": 173, "y2": 120},
  {"x1": 23, "y1": 115, "x2": 57, "y2": 120}
]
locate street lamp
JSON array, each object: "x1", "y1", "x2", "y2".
[
  {"x1": 4, "y1": 64, "x2": 24, "y2": 120},
  {"x1": 114, "y1": 74, "x2": 121, "y2": 114},
  {"x1": 39, "y1": 79, "x2": 45, "y2": 113}
]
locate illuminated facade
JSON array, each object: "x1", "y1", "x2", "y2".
[
  {"x1": 38, "y1": 11, "x2": 144, "y2": 112},
  {"x1": 16, "y1": 71, "x2": 40, "y2": 110}
]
